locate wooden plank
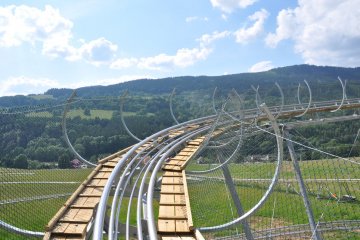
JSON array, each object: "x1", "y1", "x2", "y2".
[
  {"x1": 182, "y1": 171, "x2": 194, "y2": 230},
  {"x1": 87, "y1": 179, "x2": 108, "y2": 187},
  {"x1": 98, "y1": 167, "x2": 114, "y2": 172},
  {"x1": 172, "y1": 156, "x2": 188, "y2": 161},
  {"x1": 195, "y1": 229, "x2": 206, "y2": 240},
  {"x1": 52, "y1": 223, "x2": 69, "y2": 234},
  {"x1": 81, "y1": 187, "x2": 102, "y2": 195},
  {"x1": 161, "y1": 185, "x2": 184, "y2": 194},
  {"x1": 97, "y1": 146, "x2": 131, "y2": 164},
  {"x1": 43, "y1": 232, "x2": 51, "y2": 240},
  {"x1": 174, "y1": 195, "x2": 186, "y2": 205},
  {"x1": 61, "y1": 209, "x2": 93, "y2": 223},
  {"x1": 161, "y1": 236, "x2": 195, "y2": 240},
  {"x1": 173, "y1": 185, "x2": 184, "y2": 193},
  {"x1": 61, "y1": 209, "x2": 79, "y2": 222},
  {"x1": 159, "y1": 194, "x2": 174, "y2": 205},
  {"x1": 163, "y1": 165, "x2": 181, "y2": 171},
  {"x1": 159, "y1": 205, "x2": 175, "y2": 218},
  {"x1": 174, "y1": 206, "x2": 187, "y2": 218},
  {"x1": 45, "y1": 163, "x2": 102, "y2": 231},
  {"x1": 72, "y1": 197, "x2": 100, "y2": 208},
  {"x1": 108, "y1": 157, "x2": 121, "y2": 162},
  {"x1": 93, "y1": 172, "x2": 111, "y2": 179},
  {"x1": 161, "y1": 237, "x2": 182, "y2": 240},
  {"x1": 176, "y1": 220, "x2": 190, "y2": 233},
  {"x1": 163, "y1": 171, "x2": 182, "y2": 177},
  {"x1": 102, "y1": 162, "x2": 117, "y2": 167},
  {"x1": 166, "y1": 160, "x2": 184, "y2": 166},
  {"x1": 63, "y1": 223, "x2": 87, "y2": 235},
  {"x1": 158, "y1": 219, "x2": 176, "y2": 232},
  {"x1": 162, "y1": 177, "x2": 174, "y2": 184}
]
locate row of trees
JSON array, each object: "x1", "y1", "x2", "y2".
[
  {"x1": 2, "y1": 91, "x2": 360, "y2": 169},
  {"x1": 0, "y1": 96, "x2": 185, "y2": 169}
]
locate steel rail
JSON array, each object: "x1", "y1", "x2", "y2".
[
  {"x1": 215, "y1": 220, "x2": 360, "y2": 240},
  {"x1": 198, "y1": 103, "x2": 284, "y2": 232},
  {"x1": 169, "y1": 88, "x2": 180, "y2": 124},
  {"x1": 111, "y1": 136, "x2": 178, "y2": 240},
  {"x1": 212, "y1": 87, "x2": 218, "y2": 114},
  {"x1": 251, "y1": 85, "x2": 262, "y2": 113},
  {"x1": 135, "y1": 127, "x2": 208, "y2": 240},
  {"x1": 146, "y1": 127, "x2": 210, "y2": 240},
  {"x1": 331, "y1": 76, "x2": 346, "y2": 113},
  {"x1": 126, "y1": 158, "x2": 152, "y2": 240},
  {"x1": 274, "y1": 82, "x2": 285, "y2": 119},
  {"x1": 119, "y1": 91, "x2": 142, "y2": 142},
  {"x1": 92, "y1": 114, "x2": 216, "y2": 240},
  {"x1": 186, "y1": 132, "x2": 243, "y2": 174},
  {"x1": 108, "y1": 139, "x2": 160, "y2": 240},
  {"x1": 0, "y1": 221, "x2": 44, "y2": 238},
  {"x1": 295, "y1": 80, "x2": 312, "y2": 117},
  {"x1": 93, "y1": 96, "x2": 360, "y2": 239},
  {"x1": 62, "y1": 90, "x2": 96, "y2": 167}
]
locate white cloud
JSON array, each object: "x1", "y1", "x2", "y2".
[
  {"x1": 185, "y1": 16, "x2": 209, "y2": 23},
  {"x1": 68, "y1": 75, "x2": 153, "y2": 89},
  {"x1": 0, "y1": 76, "x2": 60, "y2": 96},
  {"x1": 234, "y1": 9, "x2": 269, "y2": 44},
  {"x1": 198, "y1": 31, "x2": 231, "y2": 46},
  {"x1": 266, "y1": 0, "x2": 360, "y2": 67},
  {"x1": 210, "y1": 0, "x2": 258, "y2": 13},
  {"x1": 137, "y1": 47, "x2": 212, "y2": 71},
  {"x1": 0, "y1": 5, "x2": 118, "y2": 66},
  {"x1": 0, "y1": 5, "x2": 73, "y2": 47},
  {"x1": 111, "y1": 34, "x2": 217, "y2": 71},
  {"x1": 110, "y1": 57, "x2": 138, "y2": 69},
  {"x1": 248, "y1": 60, "x2": 274, "y2": 72},
  {"x1": 79, "y1": 38, "x2": 118, "y2": 66}
]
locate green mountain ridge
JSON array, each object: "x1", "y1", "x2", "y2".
[
  {"x1": 1, "y1": 64, "x2": 360, "y2": 108},
  {"x1": 46, "y1": 64, "x2": 360, "y2": 98}
]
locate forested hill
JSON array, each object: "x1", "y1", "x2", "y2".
[
  {"x1": 1, "y1": 64, "x2": 360, "y2": 169},
  {"x1": 45, "y1": 64, "x2": 360, "y2": 99},
  {"x1": 1, "y1": 64, "x2": 360, "y2": 107}
]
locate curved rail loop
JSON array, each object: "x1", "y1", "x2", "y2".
[
  {"x1": 198, "y1": 103, "x2": 284, "y2": 232},
  {"x1": 92, "y1": 113, "x2": 217, "y2": 240},
  {"x1": 146, "y1": 127, "x2": 209, "y2": 240},
  {"x1": 0, "y1": 220, "x2": 44, "y2": 238},
  {"x1": 62, "y1": 90, "x2": 96, "y2": 167},
  {"x1": 331, "y1": 76, "x2": 346, "y2": 113},
  {"x1": 169, "y1": 88, "x2": 180, "y2": 124},
  {"x1": 120, "y1": 90, "x2": 142, "y2": 142},
  {"x1": 212, "y1": 87, "x2": 221, "y2": 114},
  {"x1": 251, "y1": 83, "x2": 285, "y2": 119},
  {"x1": 296, "y1": 80, "x2": 312, "y2": 117}
]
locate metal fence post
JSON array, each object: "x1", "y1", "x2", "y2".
[
  {"x1": 219, "y1": 153, "x2": 254, "y2": 240},
  {"x1": 284, "y1": 130, "x2": 322, "y2": 240}
]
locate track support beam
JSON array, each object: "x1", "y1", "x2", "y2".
[{"x1": 284, "y1": 130, "x2": 322, "y2": 240}]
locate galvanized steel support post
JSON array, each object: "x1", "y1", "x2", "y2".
[
  {"x1": 284, "y1": 130, "x2": 322, "y2": 240},
  {"x1": 219, "y1": 153, "x2": 254, "y2": 240}
]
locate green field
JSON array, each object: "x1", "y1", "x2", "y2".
[
  {"x1": 187, "y1": 159, "x2": 360, "y2": 239},
  {"x1": 1, "y1": 157, "x2": 359, "y2": 239},
  {"x1": 0, "y1": 168, "x2": 91, "y2": 239},
  {"x1": 66, "y1": 109, "x2": 114, "y2": 119}
]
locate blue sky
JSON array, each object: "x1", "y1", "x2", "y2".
[{"x1": 0, "y1": 0, "x2": 359, "y2": 96}]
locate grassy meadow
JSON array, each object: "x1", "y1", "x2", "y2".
[
  {"x1": 1, "y1": 157, "x2": 359, "y2": 239},
  {"x1": 187, "y1": 159, "x2": 360, "y2": 239}
]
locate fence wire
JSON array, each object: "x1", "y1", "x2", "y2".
[
  {"x1": 0, "y1": 97, "x2": 134, "y2": 239},
  {"x1": 186, "y1": 112, "x2": 360, "y2": 239}
]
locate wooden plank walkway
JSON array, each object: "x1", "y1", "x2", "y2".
[
  {"x1": 43, "y1": 124, "x2": 205, "y2": 240},
  {"x1": 158, "y1": 135, "x2": 206, "y2": 240},
  {"x1": 43, "y1": 143, "x2": 152, "y2": 240}
]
